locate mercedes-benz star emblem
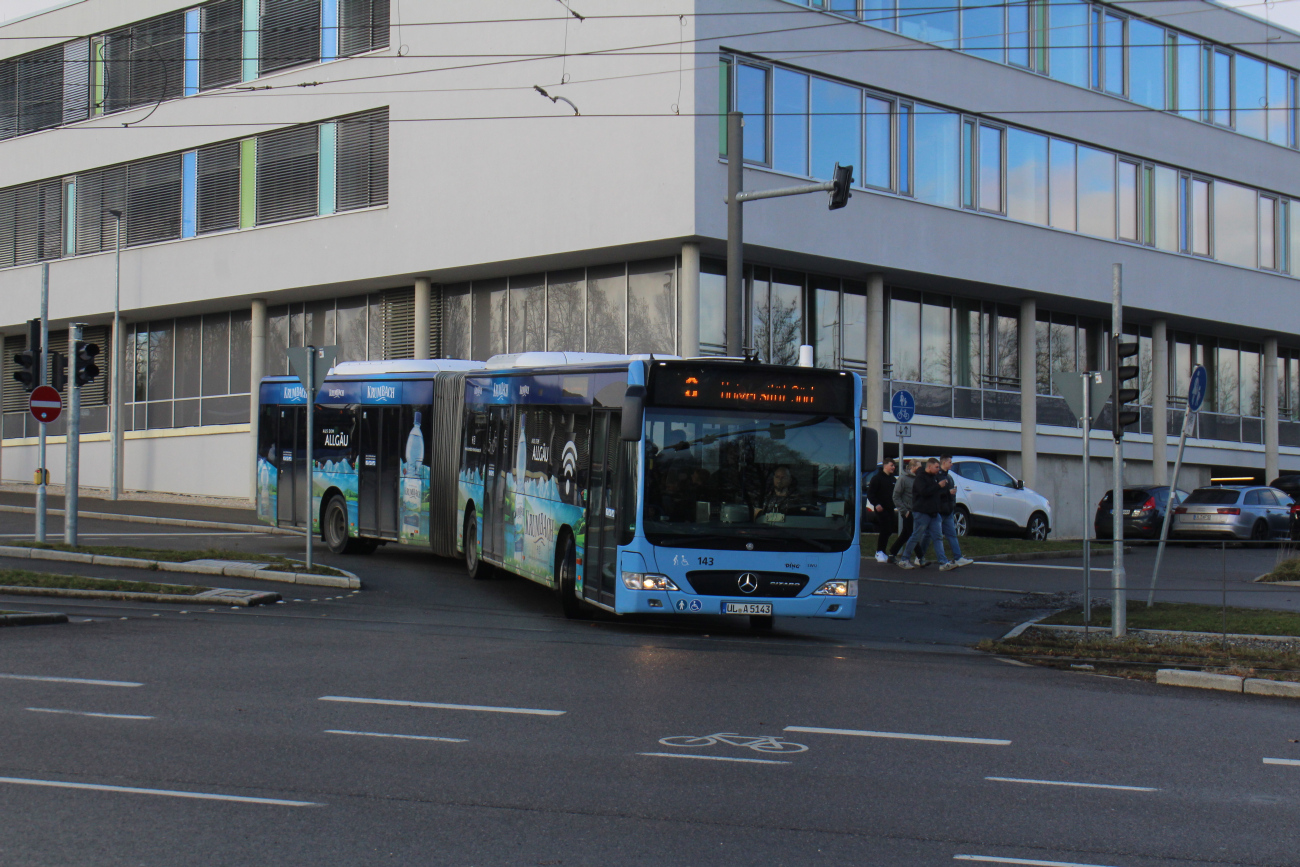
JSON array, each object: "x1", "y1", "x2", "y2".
[{"x1": 737, "y1": 573, "x2": 759, "y2": 594}]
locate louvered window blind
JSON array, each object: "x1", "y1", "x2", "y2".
[
  {"x1": 197, "y1": 141, "x2": 241, "y2": 233},
  {"x1": 257, "y1": 124, "x2": 319, "y2": 224},
  {"x1": 336, "y1": 108, "x2": 388, "y2": 211},
  {"x1": 200, "y1": 0, "x2": 243, "y2": 90},
  {"x1": 429, "y1": 285, "x2": 443, "y2": 359},
  {"x1": 261, "y1": 0, "x2": 321, "y2": 76},
  {"x1": 0, "y1": 181, "x2": 62, "y2": 268},
  {"x1": 340, "y1": 0, "x2": 389, "y2": 56},
  {"x1": 383, "y1": 288, "x2": 415, "y2": 360},
  {"x1": 16, "y1": 45, "x2": 64, "y2": 134},
  {"x1": 103, "y1": 12, "x2": 184, "y2": 114},
  {"x1": 61, "y1": 39, "x2": 90, "y2": 124},
  {"x1": 126, "y1": 154, "x2": 183, "y2": 246},
  {"x1": 74, "y1": 166, "x2": 126, "y2": 256}
]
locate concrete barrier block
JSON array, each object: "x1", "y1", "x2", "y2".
[
  {"x1": 0, "y1": 545, "x2": 33, "y2": 559},
  {"x1": 1244, "y1": 678, "x2": 1300, "y2": 698},
  {"x1": 38, "y1": 549, "x2": 92, "y2": 563},
  {"x1": 1156, "y1": 669, "x2": 1243, "y2": 692},
  {"x1": 287, "y1": 571, "x2": 356, "y2": 589},
  {"x1": 167, "y1": 561, "x2": 226, "y2": 576},
  {"x1": 91, "y1": 555, "x2": 153, "y2": 570},
  {"x1": 221, "y1": 566, "x2": 261, "y2": 579}
]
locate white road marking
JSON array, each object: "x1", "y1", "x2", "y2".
[
  {"x1": 985, "y1": 776, "x2": 1158, "y2": 792},
  {"x1": 970, "y1": 562, "x2": 1109, "y2": 572},
  {"x1": 325, "y1": 729, "x2": 467, "y2": 743},
  {"x1": 954, "y1": 856, "x2": 1121, "y2": 867},
  {"x1": 0, "y1": 776, "x2": 320, "y2": 806},
  {"x1": 996, "y1": 657, "x2": 1033, "y2": 667},
  {"x1": 27, "y1": 707, "x2": 153, "y2": 720},
  {"x1": 318, "y1": 696, "x2": 565, "y2": 716},
  {"x1": 1263, "y1": 757, "x2": 1300, "y2": 767},
  {"x1": 637, "y1": 752, "x2": 789, "y2": 765},
  {"x1": 0, "y1": 673, "x2": 142, "y2": 687},
  {"x1": 785, "y1": 725, "x2": 1010, "y2": 746}
]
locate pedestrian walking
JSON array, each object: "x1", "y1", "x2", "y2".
[
  {"x1": 867, "y1": 458, "x2": 898, "y2": 563},
  {"x1": 892, "y1": 459, "x2": 930, "y2": 566},
  {"x1": 898, "y1": 457, "x2": 953, "y2": 570},
  {"x1": 938, "y1": 454, "x2": 974, "y2": 567}
]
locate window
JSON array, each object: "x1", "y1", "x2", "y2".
[
  {"x1": 546, "y1": 270, "x2": 585, "y2": 352},
  {"x1": 699, "y1": 262, "x2": 727, "y2": 354},
  {"x1": 1211, "y1": 49, "x2": 1232, "y2": 127},
  {"x1": 508, "y1": 275, "x2": 546, "y2": 353},
  {"x1": 586, "y1": 265, "x2": 625, "y2": 354},
  {"x1": 340, "y1": 0, "x2": 390, "y2": 56},
  {"x1": 1260, "y1": 197, "x2": 1277, "y2": 271},
  {"x1": 199, "y1": 0, "x2": 243, "y2": 90},
  {"x1": 104, "y1": 13, "x2": 185, "y2": 114},
  {"x1": 737, "y1": 64, "x2": 769, "y2": 164},
  {"x1": 74, "y1": 166, "x2": 125, "y2": 256},
  {"x1": 1048, "y1": 0, "x2": 1089, "y2": 88},
  {"x1": 1128, "y1": 20, "x2": 1165, "y2": 110},
  {"x1": 813, "y1": 277, "x2": 841, "y2": 368},
  {"x1": 899, "y1": 0, "x2": 956, "y2": 46},
  {"x1": 751, "y1": 268, "x2": 803, "y2": 364},
  {"x1": 126, "y1": 155, "x2": 183, "y2": 247},
  {"x1": 773, "y1": 68, "x2": 808, "y2": 176},
  {"x1": 628, "y1": 260, "x2": 677, "y2": 355},
  {"x1": 864, "y1": 95, "x2": 892, "y2": 189},
  {"x1": 1175, "y1": 34, "x2": 1201, "y2": 120},
  {"x1": 1006, "y1": 128, "x2": 1047, "y2": 225},
  {"x1": 1214, "y1": 181, "x2": 1256, "y2": 268},
  {"x1": 810, "y1": 78, "x2": 860, "y2": 180},
  {"x1": 196, "y1": 141, "x2": 240, "y2": 234},
  {"x1": 913, "y1": 105, "x2": 959, "y2": 207},
  {"x1": 1267, "y1": 65, "x2": 1290, "y2": 146},
  {"x1": 978, "y1": 124, "x2": 1003, "y2": 213},
  {"x1": 962, "y1": 0, "x2": 1005, "y2": 62},
  {"x1": 1048, "y1": 138, "x2": 1076, "y2": 231},
  {"x1": 1183, "y1": 176, "x2": 1211, "y2": 256},
  {"x1": 921, "y1": 296, "x2": 950, "y2": 384},
  {"x1": 256, "y1": 124, "x2": 319, "y2": 224},
  {"x1": 335, "y1": 108, "x2": 389, "y2": 211},
  {"x1": 1152, "y1": 166, "x2": 1178, "y2": 252},
  {"x1": 260, "y1": 0, "x2": 321, "y2": 76},
  {"x1": 1118, "y1": 160, "x2": 1139, "y2": 241},
  {"x1": 889, "y1": 291, "x2": 921, "y2": 382},
  {"x1": 1076, "y1": 146, "x2": 1115, "y2": 238},
  {"x1": 862, "y1": 0, "x2": 894, "y2": 30}
]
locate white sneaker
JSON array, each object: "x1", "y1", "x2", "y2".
[
  {"x1": 955, "y1": 557, "x2": 974, "y2": 567},
  {"x1": 897, "y1": 559, "x2": 914, "y2": 570},
  {"x1": 939, "y1": 561, "x2": 958, "y2": 571},
  {"x1": 875, "y1": 551, "x2": 889, "y2": 563}
]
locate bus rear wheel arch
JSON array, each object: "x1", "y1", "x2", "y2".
[
  {"x1": 555, "y1": 530, "x2": 589, "y2": 620},
  {"x1": 322, "y1": 492, "x2": 376, "y2": 555}
]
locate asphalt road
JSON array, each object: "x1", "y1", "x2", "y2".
[{"x1": 2, "y1": 510, "x2": 1299, "y2": 865}]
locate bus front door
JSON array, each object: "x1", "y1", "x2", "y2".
[
  {"x1": 276, "y1": 406, "x2": 306, "y2": 527},
  {"x1": 582, "y1": 410, "x2": 622, "y2": 609},
  {"x1": 482, "y1": 405, "x2": 512, "y2": 562},
  {"x1": 358, "y1": 406, "x2": 402, "y2": 537}
]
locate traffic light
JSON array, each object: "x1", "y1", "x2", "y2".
[
  {"x1": 1111, "y1": 335, "x2": 1140, "y2": 439},
  {"x1": 74, "y1": 341, "x2": 100, "y2": 387},
  {"x1": 829, "y1": 163, "x2": 854, "y2": 210},
  {"x1": 11, "y1": 318, "x2": 40, "y2": 393},
  {"x1": 49, "y1": 350, "x2": 67, "y2": 393}
]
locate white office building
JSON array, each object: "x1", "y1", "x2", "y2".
[{"x1": 1, "y1": 0, "x2": 1297, "y2": 535}]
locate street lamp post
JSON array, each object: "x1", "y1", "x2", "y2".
[{"x1": 106, "y1": 209, "x2": 122, "y2": 501}]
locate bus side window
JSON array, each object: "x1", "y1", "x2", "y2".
[
  {"x1": 620, "y1": 441, "x2": 638, "y2": 545},
  {"x1": 258, "y1": 405, "x2": 277, "y2": 462}
]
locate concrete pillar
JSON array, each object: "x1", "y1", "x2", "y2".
[
  {"x1": 866, "y1": 273, "x2": 885, "y2": 464},
  {"x1": 249, "y1": 298, "x2": 267, "y2": 504},
  {"x1": 1152, "y1": 319, "x2": 1168, "y2": 485},
  {"x1": 1019, "y1": 297, "x2": 1037, "y2": 490},
  {"x1": 414, "y1": 277, "x2": 432, "y2": 359},
  {"x1": 679, "y1": 242, "x2": 700, "y2": 357},
  {"x1": 1266, "y1": 336, "x2": 1279, "y2": 483}
]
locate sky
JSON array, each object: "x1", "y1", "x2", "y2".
[{"x1": 1, "y1": 0, "x2": 1298, "y2": 40}]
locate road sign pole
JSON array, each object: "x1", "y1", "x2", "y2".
[
  {"x1": 1148, "y1": 364, "x2": 1205, "y2": 606},
  {"x1": 65, "y1": 323, "x2": 82, "y2": 547},
  {"x1": 1111, "y1": 264, "x2": 1126, "y2": 638},
  {"x1": 1081, "y1": 373, "x2": 1091, "y2": 632},
  {"x1": 36, "y1": 263, "x2": 48, "y2": 543},
  {"x1": 305, "y1": 345, "x2": 314, "y2": 571}
]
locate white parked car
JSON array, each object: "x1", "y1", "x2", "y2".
[{"x1": 945, "y1": 456, "x2": 1053, "y2": 540}]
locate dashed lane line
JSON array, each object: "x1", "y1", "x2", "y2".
[
  {"x1": 637, "y1": 752, "x2": 790, "y2": 765},
  {"x1": 1263, "y1": 757, "x2": 1300, "y2": 767},
  {"x1": 954, "y1": 856, "x2": 1121, "y2": 867},
  {"x1": 0, "y1": 673, "x2": 142, "y2": 688},
  {"x1": 0, "y1": 776, "x2": 321, "y2": 807},
  {"x1": 985, "y1": 776, "x2": 1159, "y2": 792},
  {"x1": 325, "y1": 729, "x2": 467, "y2": 743},
  {"x1": 785, "y1": 725, "x2": 1011, "y2": 746},
  {"x1": 319, "y1": 696, "x2": 565, "y2": 716},
  {"x1": 27, "y1": 707, "x2": 153, "y2": 720}
]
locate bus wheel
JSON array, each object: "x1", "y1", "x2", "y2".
[
  {"x1": 322, "y1": 495, "x2": 355, "y2": 555},
  {"x1": 556, "y1": 535, "x2": 588, "y2": 620},
  {"x1": 464, "y1": 513, "x2": 490, "y2": 580},
  {"x1": 749, "y1": 615, "x2": 774, "y2": 631}
]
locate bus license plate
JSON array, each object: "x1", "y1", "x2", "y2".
[{"x1": 724, "y1": 602, "x2": 772, "y2": 616}]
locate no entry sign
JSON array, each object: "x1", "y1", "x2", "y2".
[{"x1": 29, "y1": 385, "x2": 62, "y2": 423}]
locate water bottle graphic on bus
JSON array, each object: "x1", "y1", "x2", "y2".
[{"x1": 401, "y1": 412, "x2": 425, "y2": 537}]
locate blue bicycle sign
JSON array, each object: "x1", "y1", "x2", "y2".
[
  {"x1": 891, "y1": 390, "x2": 915, "y2": 424},
  {"x1": 1187, "y1": 365, "x2": 1207, "y2": 413}
]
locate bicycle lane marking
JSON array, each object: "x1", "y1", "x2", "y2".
[
  {"x1": 638, "y1": 753, "x2": 791, "y2": 765},
  {"x1": 645, "y1": 732, "x2": 808, "y2": 764}
]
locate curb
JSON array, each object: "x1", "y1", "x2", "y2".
[
  {"x1": 0, "y1": 611, "x2": 68, "y2": 627},
  {"x1": 1001, "y1": 611, "x2": 1064, "y2": 640},
  {"x1": 0, "y1": 503, "x2": 300, "y2": 536},
  {"x1": 0, "y1": 545, "x2": 360, "y2": 590},
  {"x1": 975, "y1": 546, "x2": 1132, "y2": 563},
  {"x1": 0, "y1": 585, "x2": 280, "y2": 606},
  {"x1": 1156, "y1": 669, "x2": 1300, "y2": 698},
  {"x1": 1031, "y1": 622, "x2": 1300, "y2": 645}
]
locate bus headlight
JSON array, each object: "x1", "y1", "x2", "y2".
[
  {"x1": 622, "y1": 572, "x2": 679, "y2": 591},
  {"x1": 811, "y1": 580, "x2": 857, "y2": 597}
]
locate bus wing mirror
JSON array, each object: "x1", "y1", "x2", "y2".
[
  {"x1": 860, "y1": 426, "x2": 879, "y2": 472},
  {"x1": 621, "y1": 386, "x2": 646, "y2": 441}
]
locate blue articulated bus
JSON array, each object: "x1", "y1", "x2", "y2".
[{"x1": 258, "y1": 353, "x2": 876, "y2": 629}]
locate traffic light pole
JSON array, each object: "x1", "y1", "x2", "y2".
[
  {"x1": 36, "y1": 264, "x2": 48, "y2": 543},
  {"x1": 1111, "y1": 264, "x2": 1126, "y2": 638},
  {"x1": 65, "y1": 323, "x2": 82, "y2": 547}
]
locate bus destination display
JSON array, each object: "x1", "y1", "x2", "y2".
[{"x1": 649, "y1": 365, "x2": 851, "y2": 414}]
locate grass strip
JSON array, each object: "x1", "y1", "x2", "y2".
[
  {"x1": 1043, "y1": 601, "x2": 1300, "y2": 637},
  {"x1": 1261, "y1": 557, "x2": 1300, "y2": 583},
  {"x1": 957, "y1": 537, "x2": 1111, "y2": 557},
  {"x1": 978, "y1": 631, "x2": 1300, "y2": 682},
  {"x1": 0, "y1": 568, "x2": 206, "y2": 595},
  {"x1": 12, "y1": 542, "x2": 344, "y2": 578}
]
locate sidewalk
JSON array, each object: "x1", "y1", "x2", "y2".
[{"x1": 0, "y1": 486, "x2": 261, "y2": 528}]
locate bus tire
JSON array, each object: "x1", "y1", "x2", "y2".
[
  {"x1": 750, "y1": 615, "x2": 774, "y2": 631},
  {"x1": 555, "y1": 533, "x2": 588, "y2": 620},
  {"x1": 322, "y1": 494, "x2": 356, "y2": 555},
  {"x1": 464, "y1": 511, "x2": 490, "y2": 580}
]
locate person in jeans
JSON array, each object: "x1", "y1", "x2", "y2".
[
  {"x1": 899, "y1": 458, "x2": 953, "y2": 571},
  {"x1": 867, "y1": 458, "x2": 898, "y2": 563},
  {"x1": 938, "y1": 455, "x2": 974, "y2": 567},
  {"x1": 892, "y1": 460, "x2": 929, "y2": 565}
]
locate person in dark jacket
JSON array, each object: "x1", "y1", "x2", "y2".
[
  {"x1": 937, "y1": 455, "x2": 973, "y2": 567},
  {"x1": 892, "y1": 460, "x2": 928, "y2": 564},
  {"x1": 898, "y1": 458, "x2": 953, "y2": 570},
  {"x1": 867, "y1": 459, "x2": 898, "y2": 562}
]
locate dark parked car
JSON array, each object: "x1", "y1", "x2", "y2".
[
  {"x1": 1270, "y1": 475, "x2": 1300, "y2": 501},
  {"x1": 1094, "y1": 486, "x2": 1190, "y2": 540}
]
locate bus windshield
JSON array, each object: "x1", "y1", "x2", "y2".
[{"x1": 642, "y1": 407, "x2": 856, "y2": 552}]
